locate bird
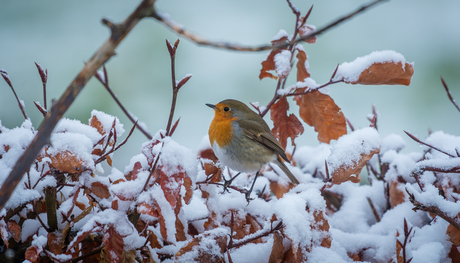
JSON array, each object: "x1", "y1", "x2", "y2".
[{"x1": 206, "y1": 99, "x2": 300, "y2": 195}]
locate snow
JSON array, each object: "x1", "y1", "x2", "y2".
[
  {"x1": 1, "y1": 109, "x2": 460, "y2": 262},
  {"x1": 327, "y1": 127, "x2": 381, "y2": 174},
  {"x1": 333, "y1": 50, "x2": 413, "y2": 83},
  {"x1": 274, "y1": 50, "x2": 292, "y2": 78},
  {"x1": 272, "y1": 29, "x2": 289, "y2": 42}
]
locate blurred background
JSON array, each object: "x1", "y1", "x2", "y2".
[{"x1": 1, "y1": 0, "x2": 460, "y2": 172}]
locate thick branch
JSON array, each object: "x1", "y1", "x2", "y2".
[{"x1": 0, "y1": 0, "x2": 156, "y2": 212}]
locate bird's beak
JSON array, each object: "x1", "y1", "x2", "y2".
[{"x1": 206, "y1": 103, "x2": 217, "y2": 109}]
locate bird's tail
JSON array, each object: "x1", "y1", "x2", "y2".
[{"x1": 274, "y1": 157, "x2": 300, "y2": 185}]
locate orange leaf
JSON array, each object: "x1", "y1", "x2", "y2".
[
  {"x1": 75, "y1": 201, "x2": 86, "y2": 211},
  {"x1": 103, "y1": 225, "x2": 124, "y2": 263},
  {"x1": 47, "y1": 150, "x2": 85, "y2": 174},
  {"x1": 389, "y1": 180, "x2": 406, "y2": 208},
  {"x1": 270, "y1": 181, "x2": 293, "y2": 199},
  {"x1": 106, "y1": 155, "x2": 112, "y2": 167},
  {"x1": 159, "y1": 166, "x2": 186, "y2": 209},
  {"x1": 90, "y1": 181, "x2": 111, "y2": 199},
  {"x1": 154, "y1": 199, "x2": 168, "y2": 241},
  {"x1": 25, "y1": 246, "x2": 41, "y2": 262},
  {"x1": 296, "y1": 46, "x2": 310, "y2": 82},
  {"x1": 7, "y1": 220, "x2": 21, "y2": 243},
  {"x1": 89, "y1": 115, "x2": 105, "y2": 135},
  {"x1": 348, "y1": 61, "x2": 414, "y2": 86},
  {"x1": 447, "y1": 223, "x2": 460, "y2": 246},
  {"x1": 183, "y1": 176, "x2": 193, "y2": 204},
  {"x1": 260, "y1": 49, "x2": 283, "y2": 80},
  {"x1": 271, "y1": 97, "x2": 304, "y2": 149},
  {"x1": 148, "y1": 231, "x2": 162, "y2": 249},
  {"x1": 203, "y1": 161, "x2": 222, "y2": 183},
  {"x1": 329, "y1": 149, "x2": 379, "y2": 186},
  {"x1": 396, "y1": 231, "x2": 404, "y2": 263},
  {"x1": 268, "y1": 231, "x2": 284, "y2": 263},
  {"x1": 48, "y1": 232, "x2": 63, "y2": 255},
  {"x1": 111, "y1": 199, "x2": 119, "y2": 210},
  {"x1": 198, "y1": 147, "x2": 218, "y2": 163},
  {"x1": 335, "y1": 51, "x2": 414, "y2": 86},
  {"x1": 294, "y1": 89, "x2": 346, "y2": 144}
]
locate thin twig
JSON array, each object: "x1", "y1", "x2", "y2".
[
  {"x1": 226, "y1": 221, "x2": 283, "y2": 250},
  {"x1": 95, "y1": 65, "x2": 152, "y2": 140},
  {"x1": 0, "y1": 0, "x2": 156, "y2": 211},
  {"x1": 34, "y1": 62, "x2": 48, "y2": 111},
  {"x1": 165, "y1": 39, "x2": 180, "y2": 136},
  {"x1": 404, "y1": 130, "x2": 455, "y2": 158},
  {"x1": 0, "y1": 69, "x2": 28, "y2": 120},
  {"x1": 440, "y1": 76, "x2": 460, "y2": 113},
  {"x1": 152, "y1": 0, "x2": 386, "y2": 52},
  {"x1": 142, "y1": 143, "x2": 164, "y2": 192},
  {"x1": 367, "y1": 197, "x2": 380, "y2": 222},
  {"x1": 165, "y1": 39, "x2": 191, "y2": 136}
]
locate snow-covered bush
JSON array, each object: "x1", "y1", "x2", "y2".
[{"x1": 0, "y1": 0, "x2": 459, "y2": 262}]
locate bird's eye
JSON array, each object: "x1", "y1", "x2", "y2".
[{"x1": 224, "y1": 107, "x2": 230, "y2": 112}]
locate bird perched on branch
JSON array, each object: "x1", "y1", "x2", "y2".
[{"x1": 206, "y1": 99, "x2": 300, "y2": 197}]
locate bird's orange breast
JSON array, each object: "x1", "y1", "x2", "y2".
[{"x1": 208, "y1": 115, "x2": 238, "y2": 148}]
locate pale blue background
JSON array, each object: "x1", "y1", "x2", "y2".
[{"x1": 1, "y1": 0, "x2": 459, "y2": 170}]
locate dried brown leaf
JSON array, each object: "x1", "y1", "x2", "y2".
[
  {"x1": 183, "y1": 176, "x2": 193, "y2": 204},
  {"x1": 203, "y1": 161, "x2": 222, "y2": 183},
  {"x1": 48, "y1": 150, "x2": 85, "y2": 174},
  {"x1": 260, "y1": 49, "x2": 283, "y2": 80},
  {"x1": 48, "y1": 232, "x2": 63, "y2": 255},
  {"x1": 137, "y1": 202, "x2": 159, "y2": 218},
  {"x1": 198, "y1": 148, "x2": 218, "y2": 163},
  {"x1": 175, "y1": 230, "x2": 227, "y2": 262},
  {"x1": 389, "y1": 180, "x2": 406, "y2": 208},
  {"x1": 447, "y1": 223, "x2": 460, "y2": 246},
  {"x1": 25, "y1": 246, "x2": 41, "y2": 262},
  {"x1": 347, "y1": 61, "x2": 414, "y2": 86},
  {"x1": 90, "y1": 181, "x2": 111, "y2": 199},
  {"x1": 106, "y1": 155, "x2": 112, "y2": 166},
  {"x1": 294, "y1": 89, "x2": 346, "y2": 144},
  {"x1": 89, "y1": 115, "x2": 106, "y2": 135},
  {"x1": 449, "y1": 244, "x2": 460, "y2": 262},
  {"x1": 270, "y1": 181, "x2": 293, "y2": 199},
  {"x1": 103, "y1": 225, "x2": 124, "y2": 263},
  {"x1": 7, "y1": 220, "x2": 21, "y2": 243},
  {"x1": 296, "y1": 46, "x2": 311, "y2": 82},
  {"x1": 75, "y1": 201, "x2": 86, "y2": 211},
  {"x1": 330, "y1": 149, "x2": 379, "y2": 185},
  {"x1": 396, "y1": 231, "x2": 404, "y2": 263},
  {"x1": 268, "y1": 231, "x2": 284, "y2": 263},
  {"x1": 271, "y1": 96, "x2": 304, "y2": 149}
]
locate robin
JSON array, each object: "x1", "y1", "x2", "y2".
[{"x1": 206, "y1": 99, "x2": 300, "y2": 192}]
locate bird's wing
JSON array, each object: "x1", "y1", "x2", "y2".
[{"x1": 239, "y1": 119, "x2": 290, "y2": 163}]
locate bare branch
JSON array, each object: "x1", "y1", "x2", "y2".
[
  {"x1": 94, "y1": 65, "x2": 153, "y2": 140},
  {"x1": 152, "y1": 0, "x2": 386, "y2": 52}
]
